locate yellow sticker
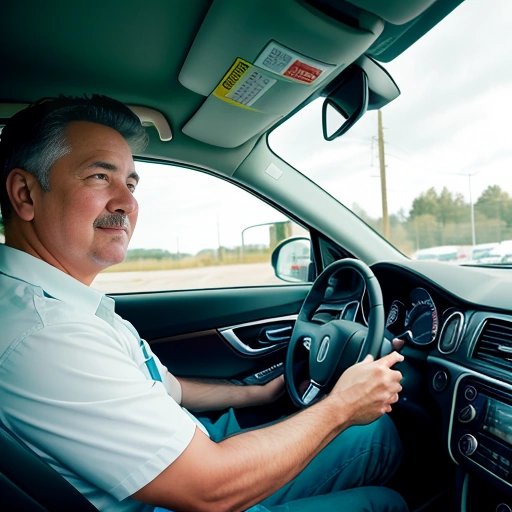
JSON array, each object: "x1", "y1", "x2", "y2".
[{"x1": 213, "y1": 57, "x2": 276, "y2": 110}]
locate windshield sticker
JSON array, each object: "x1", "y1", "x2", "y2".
[
  {"x1": 255, "y1": 41, "x2": 335, "y2": 84},
  {"x1": 213, "y1": 58, "x2": 276, "y2": 109}
]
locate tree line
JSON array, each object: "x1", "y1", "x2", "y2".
[{"x1": 358, "y1": 185, "x2": 512, "y2": 255}]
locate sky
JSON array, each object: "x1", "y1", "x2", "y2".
[
  {"x1": 269, "y1": 0, "x2": 512, "y2": 219},
  {"x1": 130, "y1": 0, "x2": 512, "y2": 255},
  {"x1": 129, "y1": 162, "x2": 291, "y2": 255}
]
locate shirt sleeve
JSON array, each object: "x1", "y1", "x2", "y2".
[
  {"x1": 146, "y1": 341, "x2": 183, "y2": 403},
  {"x1": 0, "y1": 315, "x2": 197, "y2": 500}
]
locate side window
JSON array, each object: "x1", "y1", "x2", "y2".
[{"x1": 92, "y1": 162, "x2": 311, "y2": 293}]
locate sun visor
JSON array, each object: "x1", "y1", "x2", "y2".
[{"x1": 179, "y1": 0, "x2": 384, "y2": 147}]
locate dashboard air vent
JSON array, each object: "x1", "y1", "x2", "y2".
[{"x1": 473, "y1": 318, "x2": 512, "y2": 371}]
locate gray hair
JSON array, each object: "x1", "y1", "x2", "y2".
[
  {"x1": 0, "y1": 94, "x2": 148, "y2": 221},
  {"x1": 19, "y1": 124, "x2": 70, "y2": 192}
]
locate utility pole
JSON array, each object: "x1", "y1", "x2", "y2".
[
  {"x1": 216, "y1": 215, "x2": 222, "y2": 262},
  {"x1": 377, "y1": 110, "x2": 390, "y2": 238},
  {"x1": 468, "y1": 173, "x2": 476, "y2": 246}
]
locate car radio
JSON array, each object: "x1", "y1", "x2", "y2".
[{"x1": 451, "y1": 376, "x2": 512, "y2": 489}]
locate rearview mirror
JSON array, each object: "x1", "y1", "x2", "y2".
[
  {"x1": 322, "y1": 56, "x2": 400, "y2": 141},
  {"x1": 322, "y1": 67, "x2": 368, "y2": 141}
]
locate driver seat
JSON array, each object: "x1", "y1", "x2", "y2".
[{"x1": 0, "y1": 423, "x2": 98, "y2": 511}]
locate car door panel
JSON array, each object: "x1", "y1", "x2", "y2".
[
  {"x1": 150, "y1": 328, "x2": 288, "y2": 381},
  {"x1": 113, "y1": 285, "x2": 309, "y2": 379}
]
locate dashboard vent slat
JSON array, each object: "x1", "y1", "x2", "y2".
[{"x1": 473, "y1": 319, "x2": 512, "y2": 370}]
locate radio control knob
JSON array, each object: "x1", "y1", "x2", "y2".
[
  {"x1": 459, "y1": 434, "x2": 478, "y2": 456},
  {"x1": 458, "y1": 404, "x2": 477, "y2": 423},
  {"x1": 464, "y1": 385, "x2": 477, "y2": 401},
  {"x1": 464, "y1": 386, "x2": 478, "y2": 402}
]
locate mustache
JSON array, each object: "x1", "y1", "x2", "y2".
[{"x1": 93, "y1": 213, "x2": 129, "y2": 230}]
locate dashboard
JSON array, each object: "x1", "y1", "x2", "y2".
[
  {"x1": 371, "y1": 260, "x2": 512, "y2": 510},
  {"x1": 314, "y1": 258, "x2": 512, "y2": 509}
]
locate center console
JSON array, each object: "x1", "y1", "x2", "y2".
[{"x1": 451, "y1": 375, "x2": 512, "y2": 510}]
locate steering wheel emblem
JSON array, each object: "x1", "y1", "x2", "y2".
[{"x1": 317, "y1": 336, "x2": 330, "y2": 362}]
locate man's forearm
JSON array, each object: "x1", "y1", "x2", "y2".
[
  {"x1": 208, "y1": 396, "x2": 348, "y2": 510},
  {"x1": 134, "y1": 394, "x2": 348, "y2": 512},
  {"x1": 178, "y1": 376, "x2": 284, "y2": 412}
]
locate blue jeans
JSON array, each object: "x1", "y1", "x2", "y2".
[{"x1": 156, "y1": 409, "x2": 408, "y2": 512}]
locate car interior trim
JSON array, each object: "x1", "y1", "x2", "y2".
[
  {"x1": 219, "y1": 314, "x2": 298, "y2": 356},
  {"x1": 438, "y1": 311, "x2": 465, "y2": 355}
]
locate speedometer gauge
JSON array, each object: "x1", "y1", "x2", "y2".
[
  {"x1": 386, "y1": 300, "x2": 406, "y2": 332},
  {"x1": 404, "y1": 287, "x2": 439, "y2": 345}
]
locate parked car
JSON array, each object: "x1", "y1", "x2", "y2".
[
  {"x1": 412, "y1": 245, "x2": 472, "y2": 264},
  {"x1": 2, "y1": 1, "x2": 512, "y2": 511},
  {"x1": 467, "y1": 242, "x2": 500, "y2": 264},
  {"x1": 478, "y1": 241, "x2": 512, "y2": 265},
  {"x1": 413, "y1": 245, "x2": 461, "y2": 262}
]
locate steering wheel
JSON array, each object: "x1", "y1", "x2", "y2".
[{"x1": 285, "y1": 258, "x2": 385, "y2": 408}]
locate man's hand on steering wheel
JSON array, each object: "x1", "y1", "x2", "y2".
[
  {"x1": 326, "y1": 350, "x2": 404, "y2": 425},
  {"x1": 285, "y1": 258, "x2": 401, "y2": 409}
]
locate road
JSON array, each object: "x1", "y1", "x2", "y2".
[{"x1": 92, "y1": 262, "x2": 283, "y2": 293}]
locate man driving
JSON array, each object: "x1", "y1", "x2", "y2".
[{"x1": 0, "y1": 95, "x2": 407, "y2": 512}]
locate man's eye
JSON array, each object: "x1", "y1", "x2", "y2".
[
  {"x1": 127, "y1": 183, "x2": 137, "y2": 193},
  {"x1": 91, "y1": 173, "x2": 108, "y2": 181}
]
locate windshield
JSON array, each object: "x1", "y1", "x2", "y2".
[{"x1": 269, "y1": 0, "x2": 512, "y2": 266}]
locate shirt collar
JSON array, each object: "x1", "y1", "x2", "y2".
[{"x1": 0, "y1": 244, "x2": 111, "y2": 315}]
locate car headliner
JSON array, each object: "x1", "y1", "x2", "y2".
[{"x1": 0, "y1": 0, "x2": 464, "y2": 174}]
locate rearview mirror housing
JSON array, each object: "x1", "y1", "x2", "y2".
[{"x1": 322, "y1": 55, "x2": 400, "y2": 141}]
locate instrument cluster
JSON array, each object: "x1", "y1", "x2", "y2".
[{"x1": 385, "y1": 287, "x2": 439, "y2": 346}]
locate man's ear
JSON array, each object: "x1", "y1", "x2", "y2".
[{"x1": 5, "y1": 168, "x2": 39, "y2": 221}]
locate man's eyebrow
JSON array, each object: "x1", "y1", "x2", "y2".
[
  {"x1": 87, "y1": 161, "x2": 140, "y2": 183},
  {"x1": 88, "y1": 161, "x2": 117, "y2": 171}
]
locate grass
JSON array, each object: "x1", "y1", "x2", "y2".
[{"x1": 103, "y1": 252, "x2": 271, "y2": 273}]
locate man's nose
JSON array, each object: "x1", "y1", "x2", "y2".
[{"x1": 107, "y1": 181, "x2": 138, "y2": 215}]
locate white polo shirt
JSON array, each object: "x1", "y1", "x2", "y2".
[{"x1": 0, "y1": 244, "x2": 198, "y2": 512}]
